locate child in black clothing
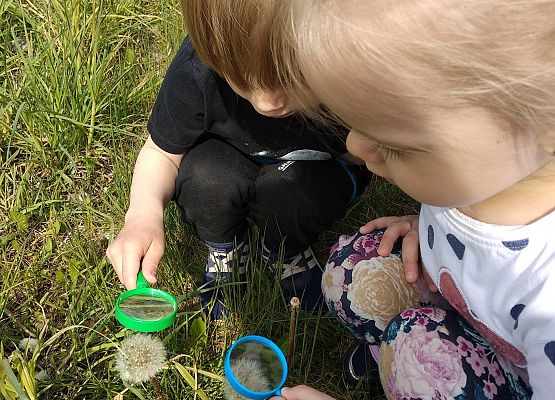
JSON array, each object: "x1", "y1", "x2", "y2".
[{"x1": 106, "y1": 0, "x2": 370, "y2": 318}]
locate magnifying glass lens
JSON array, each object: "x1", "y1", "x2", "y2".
[
  {"x1": 118, "y1": 294, "x2": 175, "y2": 321},
  {"x1": 229, "y1": 340, "x2": 284, "y2": 391}
]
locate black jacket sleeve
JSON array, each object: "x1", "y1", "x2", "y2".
[{"x1": 147, "y1": 37, "x2": 205, "y2": 154}]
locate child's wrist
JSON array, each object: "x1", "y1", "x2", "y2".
[{"x1": 124, "y1": 205, "x2": 164, "y2": 223}]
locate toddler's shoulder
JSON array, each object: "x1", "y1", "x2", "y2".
[
  {"x1": 174, "y1": 36, "x2": 202, "y2": 67},
  {"x1": 164, "y1": 36, "x2": 216, "y2": 89}
]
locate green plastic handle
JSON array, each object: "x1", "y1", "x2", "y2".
[
  {"x1": 115, "y1": 269, "x2": 178, "y2": 332},
  {"x1": 136, "y1": 270, "x2": 149, "y2": 289}
]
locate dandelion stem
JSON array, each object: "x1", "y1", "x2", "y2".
[
  {"x1": 287, "y1": 297, "x2": 300, "y2": 367},
  {"x1": 151, "y1": 376, "x2": 166, "y2": 400}
]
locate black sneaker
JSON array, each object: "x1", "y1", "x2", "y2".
[
  {"x1": 201, "y1": 241, "x2": 248, "y2": 319},
  {"x1": 342, "y1": 340, "x2": 379, "y2": 386},
  {"x1": 263, "y1": 246, "x2": 323, "y2": 310}
]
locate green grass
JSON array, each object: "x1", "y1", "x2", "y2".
[{"x1": 0, "y1": 1, "x2": 418, "y2": 399}]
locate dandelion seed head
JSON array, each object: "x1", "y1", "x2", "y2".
[
  {"x1": 224, "y1": 359, "x2": 272, "y2": 400},
  {"x1": 114, "y1": 333, "x2": 167, "y2": 384},
  {"x1": 18, "y1": 338, "x2": 39, "y2": 352}
]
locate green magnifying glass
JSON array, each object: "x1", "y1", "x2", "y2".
[{"x1": 115, "y1": 270, "x2": 178, "y2": 332}]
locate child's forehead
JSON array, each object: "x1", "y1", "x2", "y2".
[
  {"x1": 304, "y1": 58, "x2": 428, "y2": 133},
  {"x1": 292, "y1": 2, "x2": 477, "y2": 127},
  {"x1": 282, "y1": 0, "x2": 555, "y2": 155},
  {"x1": 353, "y1": 102, "x2": 522, "y2": 151}
]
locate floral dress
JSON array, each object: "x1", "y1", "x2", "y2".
[{"x1": 323, "y1": 230, "x2": 532, "y2": 399}]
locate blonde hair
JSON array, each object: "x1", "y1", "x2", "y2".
[
  {"x1": 275, "y1": 0, "x2": 555, "y2": 152},
  {"x1": 181, "y1": 0, "x2": 282, "y2": 92}
]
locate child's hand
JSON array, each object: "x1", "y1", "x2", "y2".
[
  {"x1": 269, "y1": 386, "x2": 336, "y2": 400},
  {"x1": 359, "y1": 215, "x2": 436, "y2": 291},
  {"x1": 106, "y1": 212, "x2": 165, "y2": 290}
]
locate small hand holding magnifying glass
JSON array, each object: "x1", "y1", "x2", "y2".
[{"x1": 115, "y1": 270, "x2": 178, "y2": 332}]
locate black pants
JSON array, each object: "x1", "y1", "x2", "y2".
[{"x1": 174, "y1": 139, "x2": 369, "y2": 253}]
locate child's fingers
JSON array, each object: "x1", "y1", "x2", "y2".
[
  {"x1": 121, "y1": 244, "x2": 143, "y2": 290},
  {"x1": 252, "y1": 384, "x2": 336, "y2": 399},
  {"x1": 401, "y1": 230, "x2": 420, "y2": 282},
  {"x1": 377, "y1": 220, "x2": 410, "y2": 255},
  {"x1": 107, "y1": 248, "x2": 123, "y2": 284},
  {"x1": 141, "y1": 241, "x2": 164, "y2": 284},
  {"x1": 278, "y1": 386, "x2": 336, "y2": 400},
  {"x1": 359, "y1": 216, "x2": 401, "y2": 234}
]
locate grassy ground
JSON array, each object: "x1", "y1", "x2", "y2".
[{"x1": 1, "y1": 1, "x2": 418, "y2": 399}]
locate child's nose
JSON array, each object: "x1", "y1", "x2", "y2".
[
  {"x1": 346, "y1": 129, "x2": 386, "y2": 165},
  {"x1": 252, "y1": 91, "x2": 286, "y2": 112}
]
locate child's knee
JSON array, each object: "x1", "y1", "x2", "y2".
[
  {"x1": 175, "y1": 162, "x2": 253, "y2": 218},
  {"x1": 175, "y1": 140, "x2": 256, "y2": 209},
  {"x1": 255, "y1": 160, "x2": 352, "y2": 223},
  {"x1": 323, "y1": 232, "x2": 420, "y2": 332}
]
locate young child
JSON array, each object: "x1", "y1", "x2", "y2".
[
  {"x1": 270, "y1": 0, "x2": 555, "y2": 399},
  {"x1": 105, "y1": 0, "x2": 370, "y2": 318}
]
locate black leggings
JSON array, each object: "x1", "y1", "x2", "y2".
[{"x1": 174, "y1": 139, "x2": 369, "y2": 252}]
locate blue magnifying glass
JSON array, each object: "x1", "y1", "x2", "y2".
[{"x1": 224, "y1": 335, "x2": 288, "y2": 399}]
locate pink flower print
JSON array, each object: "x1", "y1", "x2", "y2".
[
  {"x1": 475, "y1": 344, "x2": 486, "y2": 359},
  {"x1": 332, "y1": 300, "x2": 362, "y2": 327},
  {"x1": 330, "y1": 233, "x2": 357, "y2": 255},
  {"x1": 483, "y1": 380, "x2": 498, "y2": 399},
  {"x1": 386, "y1": 376, "x2": 399, "y2": 400},
  {"x1": 387, "y1": 326, "x2": 466, "y2": 399},
  {"x1": 334, "y1": 300, "x2": 346, "y2": 318},
  {"x1": 488, "y1": 361, "x2": 506, "y2": 386},
  {"x1": 456, "y1": 337, "x2": 474, "y2": 357},
  {"x1": 400, "y1": 308, "x2": 416, "y2": 319},
  {"x1": 416, "y1": 316, "x2": 429, "y2": 326},
  {"x1": 344, "y1": 315, "x2": 363, "y2": 326},
  {"x1": 353, "y1": 234, "x2": 380, "y2": 256},
  {"x1": 428, "y1": 308, "x2": 447, "y2": 323},
  {"x1": 419, "y1": 307, "x2": 434, "y2": 316},
  {"x1": 364, "y1": 332, "x2": 379, "y2": 346},
  {"x1": 343, "y1": 251, "x2": 375, "y2": 268},
  {"x1": 467, "y1": 349, "x2": 487, "y2": 376}
]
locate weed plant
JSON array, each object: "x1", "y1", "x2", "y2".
[{"x1": 0, "y1": 1, "x2": 418, "y2": 399}]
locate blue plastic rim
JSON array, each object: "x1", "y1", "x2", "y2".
[{"x1": 224, "y1": 335, "x2": 287, "y2": 399}]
